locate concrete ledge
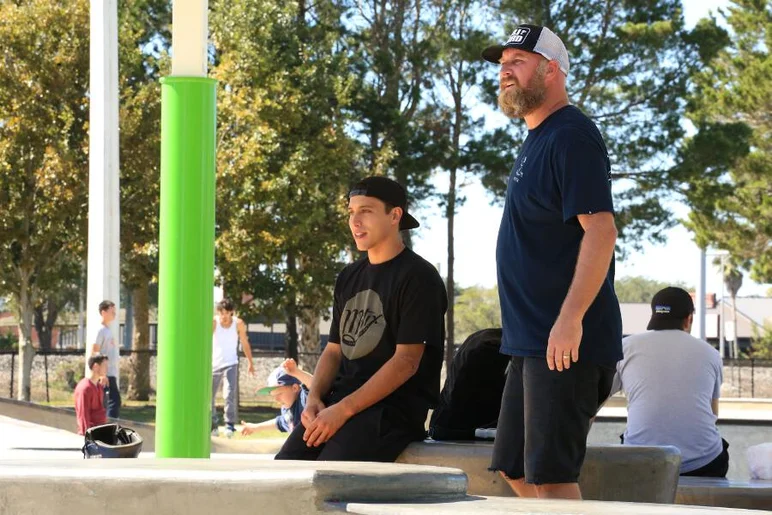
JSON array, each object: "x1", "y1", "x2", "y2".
[
  {"x1": 397, "y1": 441, "x2": 681, "y2": 503},
  {"x1": 335, "y1": 495, "x2": 771, "y2": 514},
  {"x1": 676, "y1": 476, "x2": 772, "y2": 511},
  {"x1": 0, "y1": 459, "x2": 467, "y2": 515}
]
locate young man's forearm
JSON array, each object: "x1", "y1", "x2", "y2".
[
  {"x1": 308, "y1": 346, "x2": 341, "y2": 401},
  {"x1": 559, "y1": 218, "x2": 617, "y2": 321},
  {"x1": 337, "y1": 346, "x2": 422, "y2": 418}
]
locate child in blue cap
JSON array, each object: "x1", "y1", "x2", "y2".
[{"x1": 241, "y1": 359, "x2": 312, "y2": 435}]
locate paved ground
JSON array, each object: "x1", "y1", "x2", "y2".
[
  {"x1": 0, "y1": 415, "x2": 277, "y2": 461},
  {"x1": 0, "y1": 415, "x2": 84, "y2": 460}
]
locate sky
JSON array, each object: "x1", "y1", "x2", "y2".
[{"x1": 412, "y1": 0, "x2": 772, "y2": 299}]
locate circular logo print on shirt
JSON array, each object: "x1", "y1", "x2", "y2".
[{"x1": 339, "y1": 289, "x2": 386, "y2": 360}]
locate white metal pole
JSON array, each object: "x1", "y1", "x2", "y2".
[
  {"x1": 172, "y1": 0, "x2": 208, "y2": 76},
  {"x1": 695, "y1": 248, "x2": 707, "y2": 340},
  {"x1": 86, "y1": 0, "x2": 121, "y2": 369},
  {"x1": 719, "y1": 256, "x2": 725, "y2": 359}
]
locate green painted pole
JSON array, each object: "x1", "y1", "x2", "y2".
[{"x1": 156, "y1": 76, "x2": 217, "y2": 458}]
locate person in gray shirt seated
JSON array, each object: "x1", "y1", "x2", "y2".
[{"x1": 610, "y1": 287, "x2": 729, "y2": 477}]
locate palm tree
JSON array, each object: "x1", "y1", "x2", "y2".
[{"x1": 723, "y1": 264, "x2": 743, "y2": 359}]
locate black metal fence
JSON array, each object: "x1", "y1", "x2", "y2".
[
  {"x1": 49, "y1": 325, "x2": 328, "y2": 353},
  {"x1": 1, "y1": 350, "x2": 771, "y2": 403},
  {"x1": 0, "y1": 348, "x2": 324, "y2": 404}
]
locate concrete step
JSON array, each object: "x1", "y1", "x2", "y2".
[
  {"x1": 0, "y1": 459, "x2": 467, "y2": 515},
  {"x1": 397, "y1": 440, "x2": 682, "y2": 503},
  {"x1": 677, "y1": 476, "x2": 772, "y2": 511},
  {"x1": 335, "y1": 496, "x2": 770, "y2": 514}
]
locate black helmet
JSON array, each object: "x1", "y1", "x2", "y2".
[{"x1": 82, "y1": 424, "x2": 143, "y2": 459}]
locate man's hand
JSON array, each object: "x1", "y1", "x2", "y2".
[
  {"x1": 303, "y1": 403, "x2": 350, "y2": 448},
  {"x1": 282, "y1": 358, "x2": 298, "y2": 375},
  {"x1": 240, "y1": 421, "x2": 255, "y2": 436},
  {"x1": 247, "y1": 361, "x2": 255, "y2": 375},
  {"x1": 301, "y1": 396, "x2": 326, "y2": 428},
  {"x1": 547, "y1": 314, "x2": 582, "y2": 372}
]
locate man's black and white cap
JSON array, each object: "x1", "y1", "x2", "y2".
[{"x1": 482, "y1": 24, "x2": 570, "y2": 76}]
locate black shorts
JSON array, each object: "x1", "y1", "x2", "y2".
[
  {"x1": 274, "y1": 403, "x2": 423, "y2": 462},
  {"x1": 490, "y1": 356, "x2": 615, "y2": 485},
  {"x1": 681, "y1": 439, "x2": 730, "y2": 478}
]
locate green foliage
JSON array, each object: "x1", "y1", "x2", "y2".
[
  {"x1": 0, "y1": 0, "x2": 90, "y2": 300},
  {"x1": 454, "y1": 286, "x2": 501, "y2": 343},
  {"x1": 345, "y1": 0, "x2": 444, "y2": 236},
  {"x1": 0, "y1": 0, "x2": 91, "y2": 398},
  {"x1": 0, "y1": 333, "x2": 18, "y2": 351},
  {"x1": 678, "y1": 0, "x2": 772, "y2": 283},
  {"x1": 480, "y1": 0, "x2": 714, "y2": 252},
  {"x1": 210, "y1": 0, "x2": 360, "y2": 341},
  {"x1": 751, "y1": 322, "x2": 772, "y2": 360},
  {"x1": 52, "y1": 359, "x2": 83, "y2": 392},
  {"x1": 614, "y1": 276, "x2": 693, "y2": 303},
  {"x1": 118, "y1": 0, "x2": 170, "y2": 291}
]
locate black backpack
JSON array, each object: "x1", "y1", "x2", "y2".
[{"x1": 429, "y1": 328, "x2": 509, "y2": 440}]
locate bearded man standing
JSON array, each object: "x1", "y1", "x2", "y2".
[{"x1": 482, "y1": 24, "x2": 623, "y2": 500}]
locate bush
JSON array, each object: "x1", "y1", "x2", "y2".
[
  {"x1": 53, "y1": 359, "x2": 84, "y2": 392},
  {"x1": 0, "y1": 332, "x2": 18, "y2": 351},
  {"x1": 750, "y1": 323, "x2": 772, "y2": 360}
]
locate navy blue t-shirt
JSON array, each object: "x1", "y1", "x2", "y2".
[
  {"x1": 276, "y1": 387, "x2": 308, "y2": 433},
  {"x1": 496, "y1": 105, "x2": 622, "y2": 366}
]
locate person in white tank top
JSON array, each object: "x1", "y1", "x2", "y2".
[{"x1": 211, "y1": 298, "x2": 255, "y2": 437}]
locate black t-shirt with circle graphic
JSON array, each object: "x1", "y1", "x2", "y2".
[{"x1": 328, "y1": 248, "x2": 447, "y2": 430}]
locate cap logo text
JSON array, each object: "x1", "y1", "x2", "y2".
[
  {"x1": 654, "y1": 305, "x2": 671, "y2": 314},
  {"x1": 506, "y1": 27, "x2": 531, "y2": 45}
]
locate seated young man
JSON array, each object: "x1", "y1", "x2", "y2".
[
  {"x1": 274, "y1": 176, "x2": 447, "y2": 462},
  {"x1": 611, "y1": 287, "x2": 729, "y2": 477},
  {"x1": 242, "y1": 359, "x2": 312, "y2": 435},
  {"x1": 75, "y1": 354, "x2": 109, "y2": 435}
]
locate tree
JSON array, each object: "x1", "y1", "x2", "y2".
[
  {"x1": 454, "y1": 285, "x2": 501, "y2": 344},
  {"x1": 751, "y1": 322, "x2": 772, "y2": 360},
  {"x1": 32, "y1": 262, "x2": 81, "y2": 350},
  {"x1": 0, "y1": 0, "x2": 90, "y2": 400},
  {"x1": 614, "y1": 276, "x2": 693, "y2": 303},
  {"x1": 677, "y1": 1, "x2": 772, "y2": 283},
  {"x1": 721, "y1": 261, "x2": 743, "y2": 359},
  {"x1": 480, "y1": 0, "x2": 720, "y2": 253},
  {"x1": 117, "y1": 0, "x2": 170, "y2": 400},
  {"x1": 427, "y1": 0, "x2": 511, "y2": 369},
  {"x1": 210, "y1": 0, "x2": 360, "y2": 366},
  {"x1": 346, "y1": 0, "x2": 443, "y2": 248}
]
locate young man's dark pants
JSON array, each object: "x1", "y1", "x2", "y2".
[
  {"x1": 682, "y1": 439, "x2": 730, "y2": 478},
  {"x1": 104, "y1": 375, "x2": 121, "y2": 419},
  {"x1": 618, "y1": 436, "x2": 730, "y2": 478},
  {"x1": 490, "y1": 356, "x2": 615, "y2": 484},
  {"x1": 275, "y1": 403, "x2": 423, "y2": 462}
]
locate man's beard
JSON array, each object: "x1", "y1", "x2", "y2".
[{"x1": 498, "y1": 61, "x2": 548, "y2": 119}]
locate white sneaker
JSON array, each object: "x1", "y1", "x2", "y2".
[
  {"x1": 224, "y1": 428, "x2": 235, "y2": 439},
  {"x1": 211, "y1": 428, "x2": 219, "y2": 437}
]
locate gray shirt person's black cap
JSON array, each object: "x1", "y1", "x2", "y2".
[{"x1": 647, "y1": 287, "x2": 696, "y2": 331}]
